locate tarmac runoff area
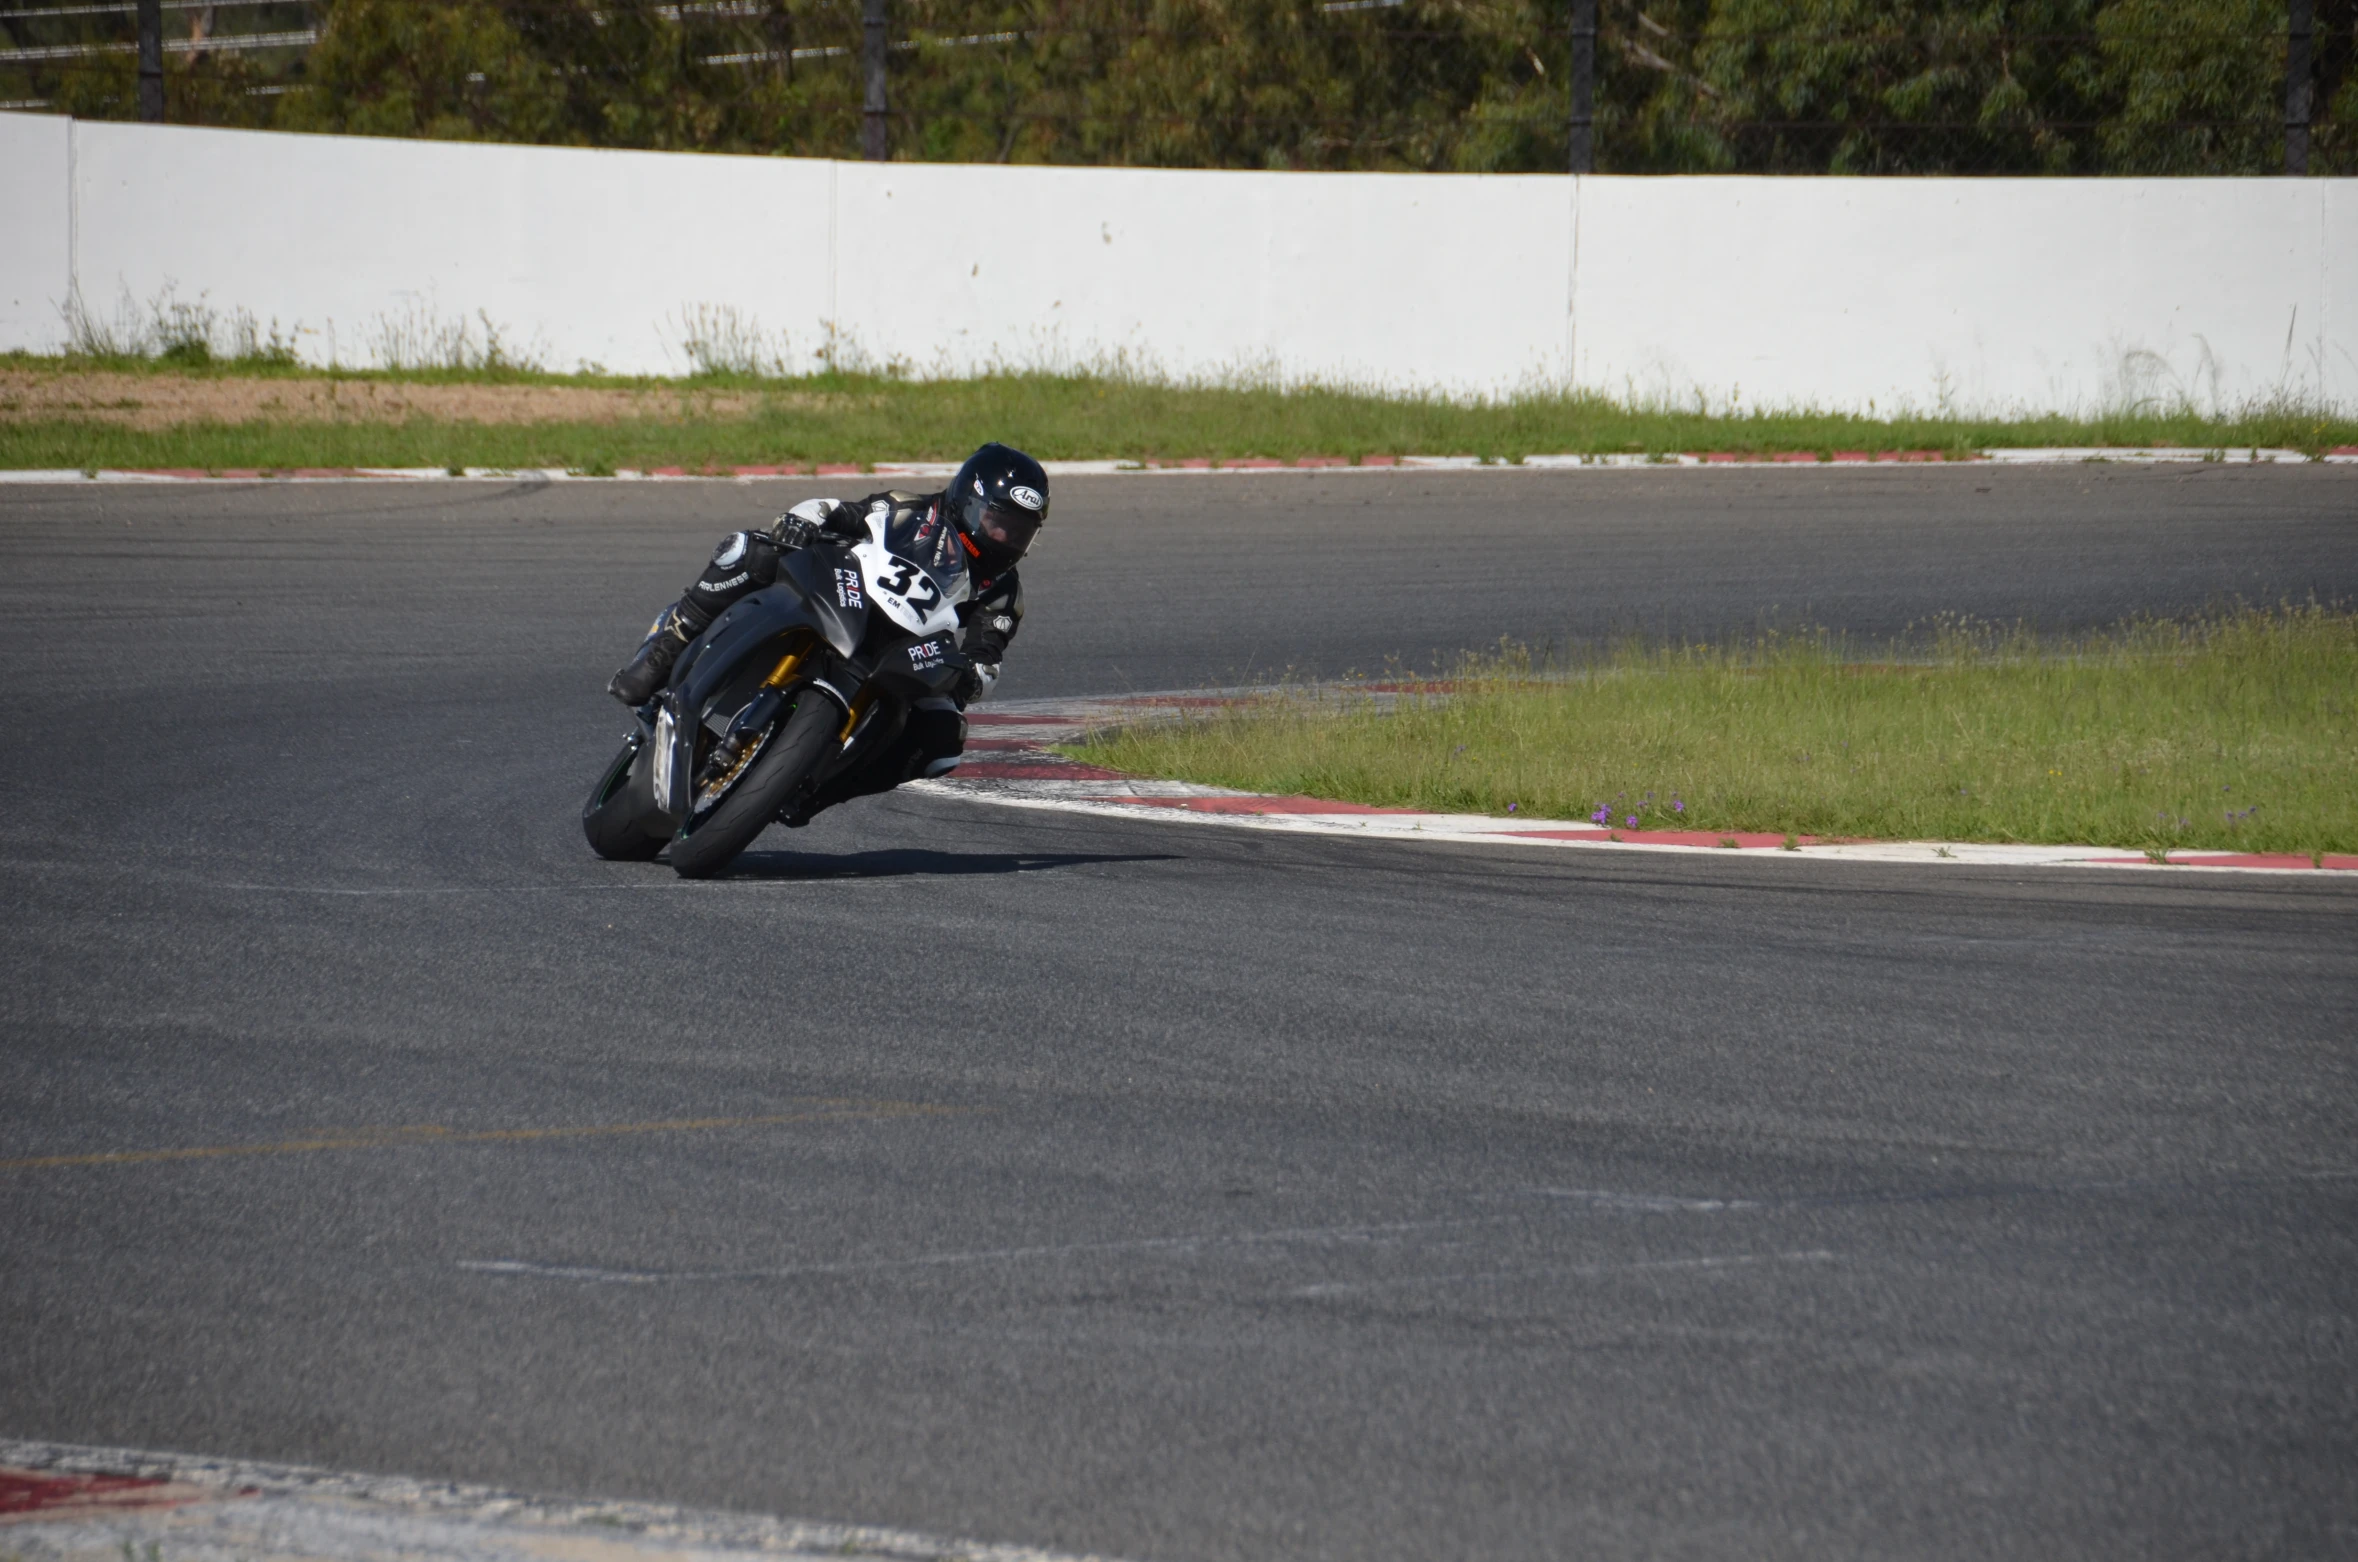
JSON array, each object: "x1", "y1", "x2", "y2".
[
  {"x1": 0, "y1": 1442, "x2": 1113, "y2": 1562},
  {"x1": 939, "y1": 693, "x2": 2358, "y2": 877},
  {"x1": 2, "y1": 467, "x2": 2354, "y2": 1562}
]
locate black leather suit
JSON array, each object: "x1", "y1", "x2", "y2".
[{"x1": 653, "y1": 490, "x2": 1024, "y2": 821}]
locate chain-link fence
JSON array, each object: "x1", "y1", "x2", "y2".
[{"x1": 3, "y1": 0, "x2": 2350, "y2": 174}]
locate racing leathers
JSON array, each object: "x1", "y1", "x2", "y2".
[{"x1": 609, "y1": 491, "x2": 1023, "y2": 823}]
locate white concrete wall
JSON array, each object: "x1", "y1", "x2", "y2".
[
  {"x1": 837, "y1": 160, "x2": 1572, "y2": 390},
  {"x1": 1, "y1": 113, "x2": 73, "y2": 354},
  {"x1": 56, "y1": 116, "x2": 836, "y2": 374},
  {"x1": 2324, "y1": 182, "x2": 2358, "y2": 413},
  {"x1": 3, "y1": 110, "x2": 2349, "y2": 413},
  {"x1": 1570, "y1": 176, "x2": 2351, "y2": 415}
]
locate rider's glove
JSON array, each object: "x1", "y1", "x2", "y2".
[
  {"x1": 956, "y1": 661, "x2": 1000, "y2": 705},
  {"x1": 771, "y1": 498, "x2": 838, "y2": 550}
]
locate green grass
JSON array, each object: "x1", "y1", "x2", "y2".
[
  {"x1": 6, "y1": 355, "x2": 2355, "y2": 470},
  {"x1": 1068, "y1": 607, "x2": 2358, "y2": 855}
]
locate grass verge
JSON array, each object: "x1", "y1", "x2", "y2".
[
  {"x1": 1067, "y1": 607, "x2": 2358, "y2": 855},
  {"x1": 6, "y1": 357, "x2": 2357, "y2": 469}
]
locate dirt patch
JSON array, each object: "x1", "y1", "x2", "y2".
[{"x1": 0, "y1": 370, "x2": 850, "y2": 429}]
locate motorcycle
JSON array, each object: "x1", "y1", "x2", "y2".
[{"x1": 582, "y1": 499, "x2": 977, "y2": 878}]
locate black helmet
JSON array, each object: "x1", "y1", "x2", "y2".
[{"x1": 947, "y1": 442, "x2": 1047, "y2": 578}]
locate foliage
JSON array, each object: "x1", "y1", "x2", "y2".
[
  {"x1": 1678, "y1": 0, "x2": 2112, "y2": 173},
  {"x1": 2098, "y1": 0, "x2": 2296, "y2": 172},
  {"x1": 8, "y1": 1, "x2": 310, "y2": 128},
  {"x1": 274, "y1": 0, "x2": 568, "y2": 142},
  {"x1": 5, "y1": 0, "x2": 2346, "y2": 172}
]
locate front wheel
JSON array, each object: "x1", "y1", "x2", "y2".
[
  {"x1": 583, "y1": 734, "x2": 668, "y2": 861},
  {"x1": 668, "y1": 692, "x2": 841, "y2": 879}
]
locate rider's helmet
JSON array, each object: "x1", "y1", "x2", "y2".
[{"x1": 947, "y1": 443, "x2": 1048, "y2": 578}]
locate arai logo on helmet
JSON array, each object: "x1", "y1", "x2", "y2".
[{"x1": 1007, "y1": 485, "x2": 1045, "y2": 511}]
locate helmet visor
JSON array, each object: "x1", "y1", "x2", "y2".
[{"x1": 963, "y1": 497, "x2": 1042, "y2": 561}]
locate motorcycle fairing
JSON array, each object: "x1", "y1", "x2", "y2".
[
  {"x1": 671, "y1": 585, "x2": 842, "y2": 714},
  {"x1": 852, "y1": 541, "x2": 964, "y2": 638},
  {"x1": 855, "y1": 498, "x2": 971, "y2": 639},
  {"x1": 874, "y1": 633, "x2": 972, "y2": 698},
  {"x1": 778, "y1": 545, "x2": 871, "y2": 655},
  {"x1": 651, "y1": 694, "x2": 693, "y2": 821}
]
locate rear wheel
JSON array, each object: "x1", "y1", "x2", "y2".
[
  {"x1": 668, "y1": 692, "x2": 841, "y2": 879},
  {"x1": 582, "y1": 735, "x2": 667, "y2": 861}
]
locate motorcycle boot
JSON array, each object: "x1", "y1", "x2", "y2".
[{"x1": 607, "y1": 607, "x2": 696, "y2": 705}]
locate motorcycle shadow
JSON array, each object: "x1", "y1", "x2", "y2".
[{"x1": 723, "y1": 847, "x2": 1180, "y2": 881}]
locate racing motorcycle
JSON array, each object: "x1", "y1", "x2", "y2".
[{"x1": 582, "y1": 500, "x2": 976, "y2": 878}]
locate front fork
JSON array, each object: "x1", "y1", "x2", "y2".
[{"x1": 653, "y1": 643, "x2": 817, "y2": 823}]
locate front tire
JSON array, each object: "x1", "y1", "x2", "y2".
[
  {"x1": 583, "y1": 735, "x2": 668, "y2": 861},
  {"x1": 668, "y1": 693, "x2": 841, "y2": 879}
]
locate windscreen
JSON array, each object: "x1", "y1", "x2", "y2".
[{"x1": 882, "y1": 502, "x2": 973, "y2": 598}]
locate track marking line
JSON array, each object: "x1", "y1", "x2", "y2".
[
  {"x1": 1288, "y1": 1249, "x2": 1839, "y2": 1298},
  {"x1": 1520, "y1": 1188, "x2": 1758, "y2": 1212},
  {"x1": 1527, "y1": 1169, "x2": 2358, "y2": 1216},
  {"x1": 0, "y1": 1102, "x2": 971, "y2": 1173},
  {"x1": 461, "y1": 1215, "x2": 1511, "y2": 1286}
]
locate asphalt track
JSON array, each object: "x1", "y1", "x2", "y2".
[{"x1": 2, "y1": 466, "x2": 2355, "y2": 1561}]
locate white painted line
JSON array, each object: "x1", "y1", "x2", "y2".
[
  {"x1": 1521, "y1": 1188, "x2": 1758, "y2": 1212},
  {"x1": 460, "y1": 1216, "x2": 1496, "y2": 1288},
  {"x1": 925, "y1": 779, "x2": 2348, "y2": 876},
  {"x1": 1286, "y1": 1248, "x2": 1836, "y2": 1299}
]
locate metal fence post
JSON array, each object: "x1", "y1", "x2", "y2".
[
  {"x1": 1569, "y1": 0, "x2": 1596, "y2": 173},
  {"x1": 2286, "y1": 0, "x2": 2313, "y2": 174},
  {"x1": 862, "y1": 0, "x2": 889, "y2": 161},
  {"x1": 136, "y1": 0, "x2": 164, "y2": 122}
]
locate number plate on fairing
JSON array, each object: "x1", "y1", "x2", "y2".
[{"x1": 852, "y1": 540, "x2": 963, "y2": 637}]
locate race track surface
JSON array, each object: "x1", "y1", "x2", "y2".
[{"x1": 2, "y1": 468, "x2": 2355, "y2": 1561}]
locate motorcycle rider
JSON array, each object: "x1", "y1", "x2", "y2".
[{"x1": 606, "y1": 442, "x2": 1047, "y2": 825}]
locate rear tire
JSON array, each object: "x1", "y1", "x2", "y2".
[
  {"x1": 668, "y1": 693, "x2": 841, "y2": 879},
  {"x1": 583, "y1": 736, "x2": 668, "y2": 861}
]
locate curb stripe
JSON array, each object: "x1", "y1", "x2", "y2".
[
  {"x1": 922, "y1": 692, "x2": 2358, "y2": 879},
  {"x1": 0, "y1": 1440, "x2": 1125, "y2": 1562}
]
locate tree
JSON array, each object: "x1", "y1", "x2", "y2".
[{"x1": 276, "y1": 0, "x2": 570, "y2": 143}]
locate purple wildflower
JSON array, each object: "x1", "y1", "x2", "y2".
[
  {"x1": 1625, "y1": 815, "x2": 1639, "y2": 829},
  {"x1": 1672, "y1": 800, "x2": 1684, "y2": 813}
]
